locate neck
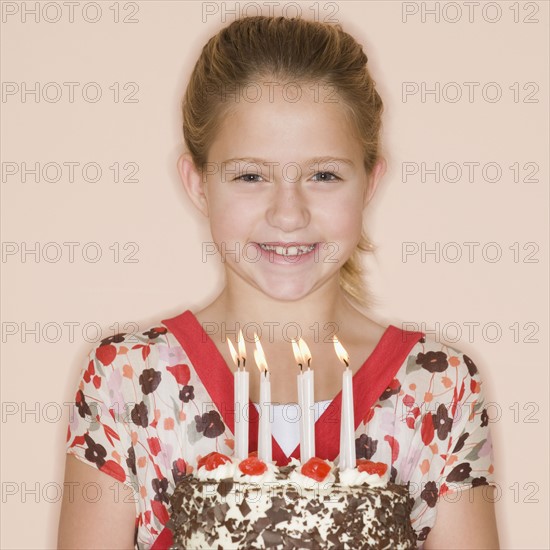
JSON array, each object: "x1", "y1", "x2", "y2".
[{"x1": 208, "y1": 276, "x2": 361, "y2": 344}]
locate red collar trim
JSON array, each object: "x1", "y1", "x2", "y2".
[{"x1": 162, "y1": 310, "x2": 423, "y2": 465}]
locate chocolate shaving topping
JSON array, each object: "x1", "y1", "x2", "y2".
[
  {"x1": 238, "y1": 497, "x2": 251, "y2": 517},
  {"x1": 167, "y1": 471, "x2": 418, "y2": 549},
  {"x1": 262, "y1": 529, "x2": 283, "y2": 546},
  {"x1": 213, "y1": 501, "x2": 228, "y2": 522},
  {"x1": 217, "y1": 478, "x2": 233, "y2": 497},
  {"x1": 266, "y1": 504, "x2": 289, "y2": 525},
  {"x1": 254, "y1": 516, "x2": 271, "y2": 532}
]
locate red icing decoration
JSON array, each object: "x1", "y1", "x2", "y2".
[
  {"x1": 301, "y1": 457, "x2": 331, "y2": 482},
  {"x1": 197, "y1": 451, "x2": 232, "y2": 471},
  {"x1": 356, "y1": 459, "x2": 388, "y2": 476},
  {"x1": 238, "y1": 456, "x2": 267, "y2": 476}
]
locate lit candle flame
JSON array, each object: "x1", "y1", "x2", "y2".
[
  {"x1": 292, "y1": 337, "x2": 312, "y2": 370},
  {"x1": 227, "y1": 338, "x2": 239, "y2": 367},
  {"x1": 299, "y1": 338, "x2": 312, "y2": 369},
  {"x1": 253, "y1": 332, "x2": 268, "y2": 374},
  {"x1": 227, "y1": 329, "x2": 247, "y2": 370},
  {"x1": 332, "y1": 335, "x2": 349, "y2": 367},
  {"x1": 237, "y1": 329, "x2": 246, "y2": 368},
  {"x1": 291, "y1": 338, "x2": 303, "y2": 370}
]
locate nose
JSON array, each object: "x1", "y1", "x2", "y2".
[{"x1": 265, "y1": 182, "x2": 310, "y2": 232}]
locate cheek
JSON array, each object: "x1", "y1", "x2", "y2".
[
  {"x1": 207, "y1": 201, "x2": 257, "y2": 242},
  {"x1": 317, "y1": 196, "x2": 364, "y2": 236}
]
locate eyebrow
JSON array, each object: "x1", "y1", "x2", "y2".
[{"x1": 220, "y1": 156, "x2": 355, "y2": 168}]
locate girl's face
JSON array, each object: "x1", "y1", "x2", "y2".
[{"x1": 189, "y1": 82, "x2": 385, "y2": 302}]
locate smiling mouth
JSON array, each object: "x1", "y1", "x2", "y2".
[{"x1": 257, "y1": 243, "x2": 317, "y2": 256}]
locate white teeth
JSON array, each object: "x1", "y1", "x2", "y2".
[{"x1": 259, "y1": 243, "x2": 315, "y2": 256}]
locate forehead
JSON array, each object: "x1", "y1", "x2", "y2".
[{"x1": 208, "y1": 82, "x2": 362, "y2": 163}]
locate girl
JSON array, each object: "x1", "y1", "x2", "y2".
[{"x1": 58, "y1": 15, "x2": 499, "y2": 549}]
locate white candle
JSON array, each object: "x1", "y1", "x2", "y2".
[
  {"x1": 333, "y1": 336, "x2": 356, "y2": 471},
  {"x1": 302, "y1": 368, "x2": 315, "y2": 460},
  {"x1": 292, "y1": 338, "x2": 315, "y2": 462},
  {"x1": 228, "y1": 331, "x2": 249, "y2": 460},
  {"x1": 254, "y1": 332, "x2": 272, "y2": 463}
]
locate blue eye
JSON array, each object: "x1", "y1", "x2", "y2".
[
  {"x1": 312, "y1": 172, "x2": 340, "y2": 181},
  {"x1": 236, "y1": 173, "x2": 263, "y2": 183},
  {"x1": 235, "y1": 172, "x2": 340, "y2": 183}
]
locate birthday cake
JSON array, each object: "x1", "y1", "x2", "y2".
[{"x1": 166, "y1": 452, "x2": 417, "y2": 549}]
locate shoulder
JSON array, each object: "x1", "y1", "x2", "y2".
[
  {"x1": 81, "y1": 320, "x2": 187, "y2": 381},
  {"x1": 387, "y1": 328, "x2": 490, "y2": 412},
  {"x1": 407, "y1": 334, "x2": 482, "y2": 378},
  {"x1": 95, "y1": 323, "x2": 173, "y2": 356},
  {"x1": 71, "y1": 318, "x2": 196, "y2": 425}
]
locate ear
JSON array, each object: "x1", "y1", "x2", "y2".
[
  {"x1": 363, "y1": 157, "x2": 386, "y2": 208},
  {"x1": 177, "y1": 152, "x2": 209, "y2": 217}
]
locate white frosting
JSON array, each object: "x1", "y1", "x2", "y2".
[
  {"x1": 178, "y1": 458, "x2": 412, "y2": 550},
  {"x1": 288, "y1": 468, "x2": 336, "y2": 491},
  {"x1": 195, "y1": 455, "x2": 387, "y2": 489},
  {"x1": 287, "y1": 457, "x2": 301, "y2": 469},
  {"x1": 234, "y1": 460, "x2": 279, "y2": 484},
  {"x1": 195, "y1": 458, "x2": 237, "y2": 481},
  {"x1": 287, "y1": 457, "x2": 336, "y2": 492},
  {"x1": 339, "y1": 467, "x2": 389, "y2": 488},
  {"x1": 179, "y1": 460, "x2": 415, "y2": 550}
]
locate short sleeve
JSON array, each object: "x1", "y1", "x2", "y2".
[
  {"x1": 402, "y1": 344, "x2": 498, "y2": 545},
  {"x1": 65, "y1": 341, "x2": 135, "y2": 492},
  {"x1": 439, "y1": 352, "x2": 496, "y2": 494}
]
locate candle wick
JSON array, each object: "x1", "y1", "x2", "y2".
[
  {"x1": 242, "y1": 357, "x2": 246, "y2": 369},
  {"x1": 343, "y1": 359, "x2": 349, "y2": 367},
  {"x1": 307, "y1": 358, "x2": 311, "y2": 368}
]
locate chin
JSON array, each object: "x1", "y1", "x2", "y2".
[
  {"x1": 255, "y1": 278, "x2": 320, "y2": 302},
  {"x1": 264, "y1": 290, "x2": 310, "y2": 302}
]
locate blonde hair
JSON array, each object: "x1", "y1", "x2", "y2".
[{"x1": 182, "y1": 16, "x2": 384, "y2": 306}]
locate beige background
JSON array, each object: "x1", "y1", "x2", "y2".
[{"x1": 1, "y1": 1, "x2": 548, "y2": 548}]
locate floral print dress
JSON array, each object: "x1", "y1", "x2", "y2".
[{"x1": 65, "y1": 309, "x2": 495, "y2": 549}]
